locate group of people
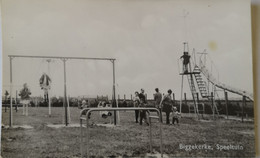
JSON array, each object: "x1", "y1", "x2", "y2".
[
  {"x1": 133, "y1": 88, "x2": 180, "y2": 125},
  {"x1": 133, "y1": 89, "x2": 150, "y2": 125},
  {"x1": 80, "y1": 100, "x2": 112, "y2": 119}
]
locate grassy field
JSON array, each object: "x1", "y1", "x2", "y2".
[{"x1": 1, "y1": 107, "x2": 255, "y2": 158}]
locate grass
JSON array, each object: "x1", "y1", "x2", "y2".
[{"x1": 1, "y1": 107, "x2": 255, "y2": 158}]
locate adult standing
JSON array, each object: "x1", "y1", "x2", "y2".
[
  {"x1": 162, "y1": 89, "x2": 173, "y2": 124},
  {"x1": 180, "y1": 52, "x2": 190, "y2": 73},
  {"x1": 153, "y1": 88, "x2": 162, "y2": 122},
  {"x1": 139, "y1": 89, "x2": 149, "y2": 125},
  {"x1": 133, "y1": 91, "x2": 140, "y2": 123},
  {"x1": 19, "y1": 83, "x2": 31, "y2": 116}
]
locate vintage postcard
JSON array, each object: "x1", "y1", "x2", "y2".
[{"x1": 1, "y1": 0, "x2": 256, "y2": 157}]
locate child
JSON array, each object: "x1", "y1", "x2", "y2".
[
  {"x1": 81, "y1": 100, "x2": 91, "y2": 119},
  {"x1": 19, "y1": 83, "x2": 31, "y2": 116},
  {"x1": 172, "y1": 106, "x2": 181, "y2": 125},
  {"x1": 98, "y1": 101, "x2": 112, "y2": 119}
]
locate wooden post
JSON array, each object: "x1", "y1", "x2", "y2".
[
  {"x1": 242, "y1": 96, "x2": 246, "y2": 123},
  {"x1": 196, "y1": 93, "x2": 199, "y2": 103},
  {"x1": 4, "y1": 91, "x2": 8, "y2": 112},
  {"x1": 172, "y1": 93, "x2": 175, "y2": 106},
  {"x1": 124, "y1": 94, "x2": 126, "y2": 100},
  {"x1": 211, "y1": 92, "x2": 214, "y2": 119},
  {"x1": 224, "y1": 91, "x2": 228, "y2": 119},
  {"x1": 15, "y1": 90, "x2": 18, "y2": 112},
  {"x1": 196, "y1": 92, "x2": 199, "y2": 112},
  {"x1": 118, "y1": 94, "x2": 120, "y2": 100},
  {"x1": 131, "y1": 94, "x2": 132, "y2": 100},
  {"x1": 196, "y1": 93, "x2": 201, "y2": 116}
]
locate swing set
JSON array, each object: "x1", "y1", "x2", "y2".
[{"x1": 8, "y1": 55, "x2": 117, "y2": 127}]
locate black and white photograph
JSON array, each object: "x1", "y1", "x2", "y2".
[{"x1": 1, "y1": 0, "x2": 257, "y2": 157}]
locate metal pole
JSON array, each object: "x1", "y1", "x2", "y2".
[
  {"x1": 9, "y1": 57, "x2": 13, "y2": 127},
  {"x1": 63, "y1": 59, "x2": 68, "y2": 126},
  {"x1": 180, "y1": 75, "x2": 184, "y2": 114},
  {"x1": 184, "y1": 93, "x2": 188, "y2": 113},
  {"x1": 86, "y1": 114, "x2": 90, "y2": 158},
  {"x1": 112, "y1": 60, "x2": 117, "y2": 125},
  {"x1": 149, "y1": 117, "x2": 152, "y2": 152},
  {"x1": 80, "y1": 107, "x2": 163, "y2": 158},
  {"x1": 159, "y1": 113, "x2": 163, "y2": 158},
  {"x1": 80, "y1": 119, "x2": 83, "y2": 158},
  {"x1": 8, "y1": 55, "x2": 115, "y2": 61},
  {"x1": 47, "y1": 59, "x2": 51, "y2": 116}
]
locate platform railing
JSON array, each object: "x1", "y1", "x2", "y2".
[{"x1": 80, "y1": 107, "x2": 163, "y2": 158}]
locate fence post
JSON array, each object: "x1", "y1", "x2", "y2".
[
  {"x1": 196, "y1": 93, "x2": 201, "y2": 116},
  {"x1": 211, "y1": 92, "x2": 214, "y2": 119},
  {"x1": 15, "y1": 90, "x2": 18, "y2": 112},
  {"x1": 172, "y1": 93, "x2": 175, "y2": 106},
  {"x1": 242, "y1": 96, "x2": 246, "y2": 123},
  {"x1": 224, "y1": 91, "x2": 228, "y2": 119}
]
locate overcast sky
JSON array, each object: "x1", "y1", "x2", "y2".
[{"x1": 1, "y1": 0, "x2": 253, "y2": 100}]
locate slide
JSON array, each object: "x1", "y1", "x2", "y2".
[{"x1": 198, "y1": 65, "x2": 254, "y2": 101}]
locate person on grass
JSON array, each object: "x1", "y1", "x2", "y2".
[
  {"x1": 172, "y1": 106, "x2": 181, "y2": 125},
  {"x1": 133, "y1": 91, "x2": 140, "y2": 123},
  {"x1": 138, "y1": 89, "x2": 149, "y2": 126},
  {"x1": 154, "y1": 88, "x2": 162, "y2": 122},
  {"x1": 162, "y1": 89, "x2": 173, "y2": 125},
  {"x1": 81, "y1": 100, "x2": 91, "y2": 119},
  {"x1": 19, "y1": 83, "x2": 31, "y2": 116}
]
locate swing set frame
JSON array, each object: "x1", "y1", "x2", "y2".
[{"x1": 8, "y1": 55, "x2": 117, "y2": 127}]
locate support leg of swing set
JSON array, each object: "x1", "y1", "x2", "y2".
[
  {"x1": 9, "y1": 57, "x2": 13, "y2": 127},
  {"x1": 23, "y1": 104, "x2": 25, "y2": 115},
  {"x1": 48, "y1": 90, "x2": 51, "y2": 117},
  {"x1": 26, "y1": 104, "x2": 28, "y2": 116}
]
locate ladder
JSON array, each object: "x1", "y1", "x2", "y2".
[
  {"x1": 186, "y1": 73, "x2": 200, "y2": 118},
  {"x1": 193, "y1": 65, "x2": 209, "y2": 98},
  {"x1": 194, "y1": 65, "x2": 219, "y2": 117}
]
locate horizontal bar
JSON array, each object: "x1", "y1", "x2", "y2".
[
  {"x1": 80, "y1": 107, "x2": 159, "y2": 117},
  {"x1": 8, "y1": 55, "x2": 116, "y2": 61},
  {"x1": 2, "y1": 104, "x2": 21, "y2": 106},
  {"x1": 149, "y1": 116, "x2": 160, "y2": 119},
  {"x1": 80, "y1": 117, "x2": 87, "y2": 120}
]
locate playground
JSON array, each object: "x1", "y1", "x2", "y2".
[
  {"x1": 1, "y1": 50, "x2": 255, "y2": 158},
  {"x1": 1, "y1": 106, "x2": 255, "y2": 158}
]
